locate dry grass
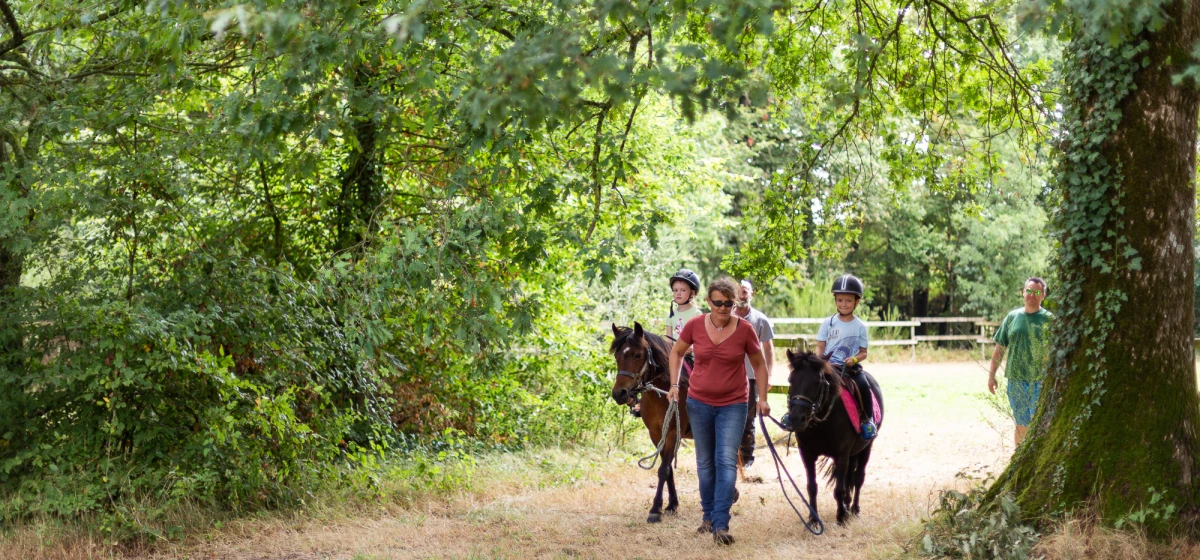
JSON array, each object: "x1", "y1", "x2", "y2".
[
  {"x1": 1036, "y1": 517, "x2": 1200, "y2": 560},
  {"x1": 3, "y1": 362, "x2": 1196, "y2": 559}
]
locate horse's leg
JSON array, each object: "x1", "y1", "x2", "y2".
[
  {"x1": 800, "y1": 448, "x2": 820, "y2": 525},
  {"x1": 648, "y1": 459, "x2": 668, "y2": 523},
  {"x1": 644, "y1": 399, "x2": 666, "y2": 523},
  {"x1": 833, "y1": 454, "x2": 851, "y2": 525},
  {"x1": 661, "y1": 430, "x2": 679, "y2": 515},
  {"x1": 850, "y1": 444, "x2": 873, "y2": 516}
]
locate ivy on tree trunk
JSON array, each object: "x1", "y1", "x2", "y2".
[{"x1": 989, "y1": 0, "x2": 1200, "y2": 535}]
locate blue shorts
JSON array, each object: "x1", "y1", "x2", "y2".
[{"x1": 1007, "y1": 379, "x2": 1042, "y2": 426}]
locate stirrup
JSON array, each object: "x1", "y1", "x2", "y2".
[{"x1": 860, "y1": 421, "x2": 877, "y2": 440}]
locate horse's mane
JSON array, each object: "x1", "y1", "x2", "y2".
[
  {"x1": 609, "y1": 326, "x2": 672, "y2": 372},
  {"x1": 787, "y1": 350, "x2": 843, "y2": 391}
]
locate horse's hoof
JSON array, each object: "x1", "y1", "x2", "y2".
[
  {"x1": 732, "y1": 487, "x2": 740, "y2": 504},
  {"x1": 647, "y1": 513, "x2": 662, "y2": 523},
  {"x1": 665, "y1": 507, "x2": 678, "y2": 516}
]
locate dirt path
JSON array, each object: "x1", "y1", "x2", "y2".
[{"x1": 153, "y1": 362, "x2": 1016, "y2": 560}]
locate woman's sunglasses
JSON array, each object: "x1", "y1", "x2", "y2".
[{"x1": 709, "y1": 300, "x2": 735, "y2": 308}]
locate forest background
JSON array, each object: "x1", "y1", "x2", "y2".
[{"x1": 1, "y1": 0, "x2": 1195, "y2": 547}]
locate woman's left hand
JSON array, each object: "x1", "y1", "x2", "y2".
[{"x1": 757, "y1": 400, "x2": 770, "y2": 417}]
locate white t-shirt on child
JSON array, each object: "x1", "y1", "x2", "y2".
[
  {"x1": 666, "y1": 305, "x2": 702, "y2": 340},
  {"x1": 816, "y1": 314, "x2": 869, "y2": 365}
]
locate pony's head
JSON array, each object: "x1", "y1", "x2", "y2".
[
  {"x1": 609, "y1": 322, "x2": 667, "y2": 405},
  {"x1": 785, "y1": 349, "x2": 841, "y2": 432}
]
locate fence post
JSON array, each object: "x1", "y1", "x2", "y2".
[{"x1": 910, "y1": 323, "x2": 916, "y2": 361}]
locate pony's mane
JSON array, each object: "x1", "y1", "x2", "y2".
[
  {"x1": 609, "y1": 326, "x2": 672, "y2": 372},
  {"x1": 787, "y1": 350, "x2": 843, "y2": 391}
]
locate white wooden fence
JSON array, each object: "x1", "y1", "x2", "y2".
[{"x1": 772, "y1": 316, "x2": 1000, "y2": 360}]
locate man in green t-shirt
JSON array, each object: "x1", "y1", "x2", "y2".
[{"x1": 988, "y1": 277, "x2": 1053, "y2": 446}]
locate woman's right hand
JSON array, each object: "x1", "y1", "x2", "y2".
[{"x1": 667, "y1": 386, "x2": 679, "y2": 403}]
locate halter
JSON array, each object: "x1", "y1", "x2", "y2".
[
  {"x1": 788, "y1": 370, "x2": 835, "y2": 429},
  {"x1": 616, "y1": 343, "x2": 665, "y2": 397}
]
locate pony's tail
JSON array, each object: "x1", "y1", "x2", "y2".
[{"x1": 818, "y1": 457, "x2": 837, "y2": 486}]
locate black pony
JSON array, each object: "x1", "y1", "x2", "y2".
[
  {"x1": 784, "y1": 349, "x2": 884, "y2": 525},
  {"x1": 609, "y1": 323, "x2": 691, "y2": 523}
]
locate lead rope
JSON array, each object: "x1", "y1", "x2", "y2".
[
  {"x1": 759, "y1": 413, "x2": 824, "y2": 535},
  {"x1": 638, "y1": 387, "x2": 682, "y2": 471}
]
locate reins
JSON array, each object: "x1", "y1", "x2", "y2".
[
  {"x1": 759, "y1": 412, "x2": 825, "y2": 535},
  {"x1": 637, "y1": 386, "x2": 681, "y2": 471}
]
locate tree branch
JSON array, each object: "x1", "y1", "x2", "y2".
[{"x1": 583, "y1": 106, "x2": 609, "y2": 243}]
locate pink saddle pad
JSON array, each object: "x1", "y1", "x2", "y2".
[{"x1": 839, "y1": 387, "x2": 881, "y2": 434}]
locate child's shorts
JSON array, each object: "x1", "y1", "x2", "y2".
[{"x1": 1007, "y1": 379, "x2": 1042, "y2": 426}]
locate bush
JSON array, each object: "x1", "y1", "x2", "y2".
[{"x1": 921, "y1": 477, "x2": 1042, "y2": 560}]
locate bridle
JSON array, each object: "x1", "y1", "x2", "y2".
[
  {"x1": 616, "y1": 342, "x2": 666, "y2": 397},
  {"x1": 787, "y1": 369, "x2": 835, "y2": 429}
]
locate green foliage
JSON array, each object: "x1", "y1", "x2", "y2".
[
  {"x1": 1, "y1": 0, "x2": 784, "y2": 528},
  {"x1": 1113, "y1": 487, "x2": 1178, "y2": 531},
  {"x1": 921, "y1": 477, "x2": 1042, "y2": 560}
]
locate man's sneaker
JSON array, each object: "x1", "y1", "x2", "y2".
[{"x1": 860, "y1": 421, "x2": 878, "y2": 440}]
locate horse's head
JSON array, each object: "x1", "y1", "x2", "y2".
[
  {"x1": 609, "y1": 322, "x2": 660, "y2": 405},
  {"x1": 785, "y1": 349, "x2": 839, "y2": 432}
]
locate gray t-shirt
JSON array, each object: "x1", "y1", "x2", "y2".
[
  {"x1": 740, "y1": 306, "x2": 774, "y2": 380},
  {"x1": 816, "y1": 315, "x2": 869, "y2": 365}
]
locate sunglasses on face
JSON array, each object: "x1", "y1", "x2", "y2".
[
  {"x1": 1024, "y1": 290, "x2": 1044, "y2": 296},
  {"x1": 709, "y1": 300, "x2": 735, "y2": 308}
]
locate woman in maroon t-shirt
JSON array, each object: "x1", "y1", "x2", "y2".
[{"x1": 667, "y1": 277, "x2": 770, "y2": 545}]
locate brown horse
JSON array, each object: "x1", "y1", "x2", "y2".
[
  {"x1": 784, "y1": 349, "x2": 884, "y2": 525},
  {"x1": 609, "y1": 322, "x2": 691, "y2": 523}
]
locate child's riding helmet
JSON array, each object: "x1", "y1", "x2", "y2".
[
  {"x1": 831, "y1": 274, "x2": 864, "y2": 298},
  {"x1": 669, "y1": 268, "x2": 701, "y2": 292}
]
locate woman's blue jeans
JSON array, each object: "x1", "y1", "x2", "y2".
[{"x1": 686, "y1": 397, "x2": 747, "y2": 531}]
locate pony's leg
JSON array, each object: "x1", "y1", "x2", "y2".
[
  {"x1": 646, "y1": 415, "x2": 666, "y2": 523},
  {"x1": 800, "y1": 448, "x2": 820, "y2": 525},
  {"x1": 648, "y1": 459, "x2": 668, "y2": 523},
  {"x1": 661, "y1": 420, "x2": 680, "y2": 514},
  {"x1": 665, "y1": 462, "x2": 679, "y2": 514},
  {"x1": 850, "y1": 444, "x2": 873, "y2": 515},
  {"x1": 833, "y1": 454, "x2": 851, "y2": 525}
]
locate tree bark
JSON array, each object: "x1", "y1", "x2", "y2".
[
  {"x1": 989, "y1": 0, "x2": 1200, "y2": 535},
  {"x1": 333, "y1": 63, "x2": 382, "y2": 255}
]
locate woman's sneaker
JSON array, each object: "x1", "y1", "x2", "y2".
[{"x1": 713, "y1": 529, "x2": 735, "y2": 545}]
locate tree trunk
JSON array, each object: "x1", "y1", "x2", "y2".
[
  {"x1": 912, "y1": 287, "x2": 928, "y2": 332},
  {"x1": 989, "y1": 0, "x2": 1200, "y2": 534},
  {"x1": 333, "y1": 63, "x2": 382, "y2": 254}
]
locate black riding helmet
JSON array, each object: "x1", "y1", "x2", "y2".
[
  {"x1": 669, "y1": 268, "x2": 701, "y2": 292},
  {"x1": 831, "y1": 274, "x2": 864, "y2": 298}
]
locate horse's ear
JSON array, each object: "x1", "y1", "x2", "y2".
[
  {"x1": 633, "y1": 322, "x2": 644, "y2": 339},
  {"x1": 612, "y1": 323, "x2": 621, "y2": 337},
  {"x1": 786, "y1": 348, "x2": 795, "y2": 360}
]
